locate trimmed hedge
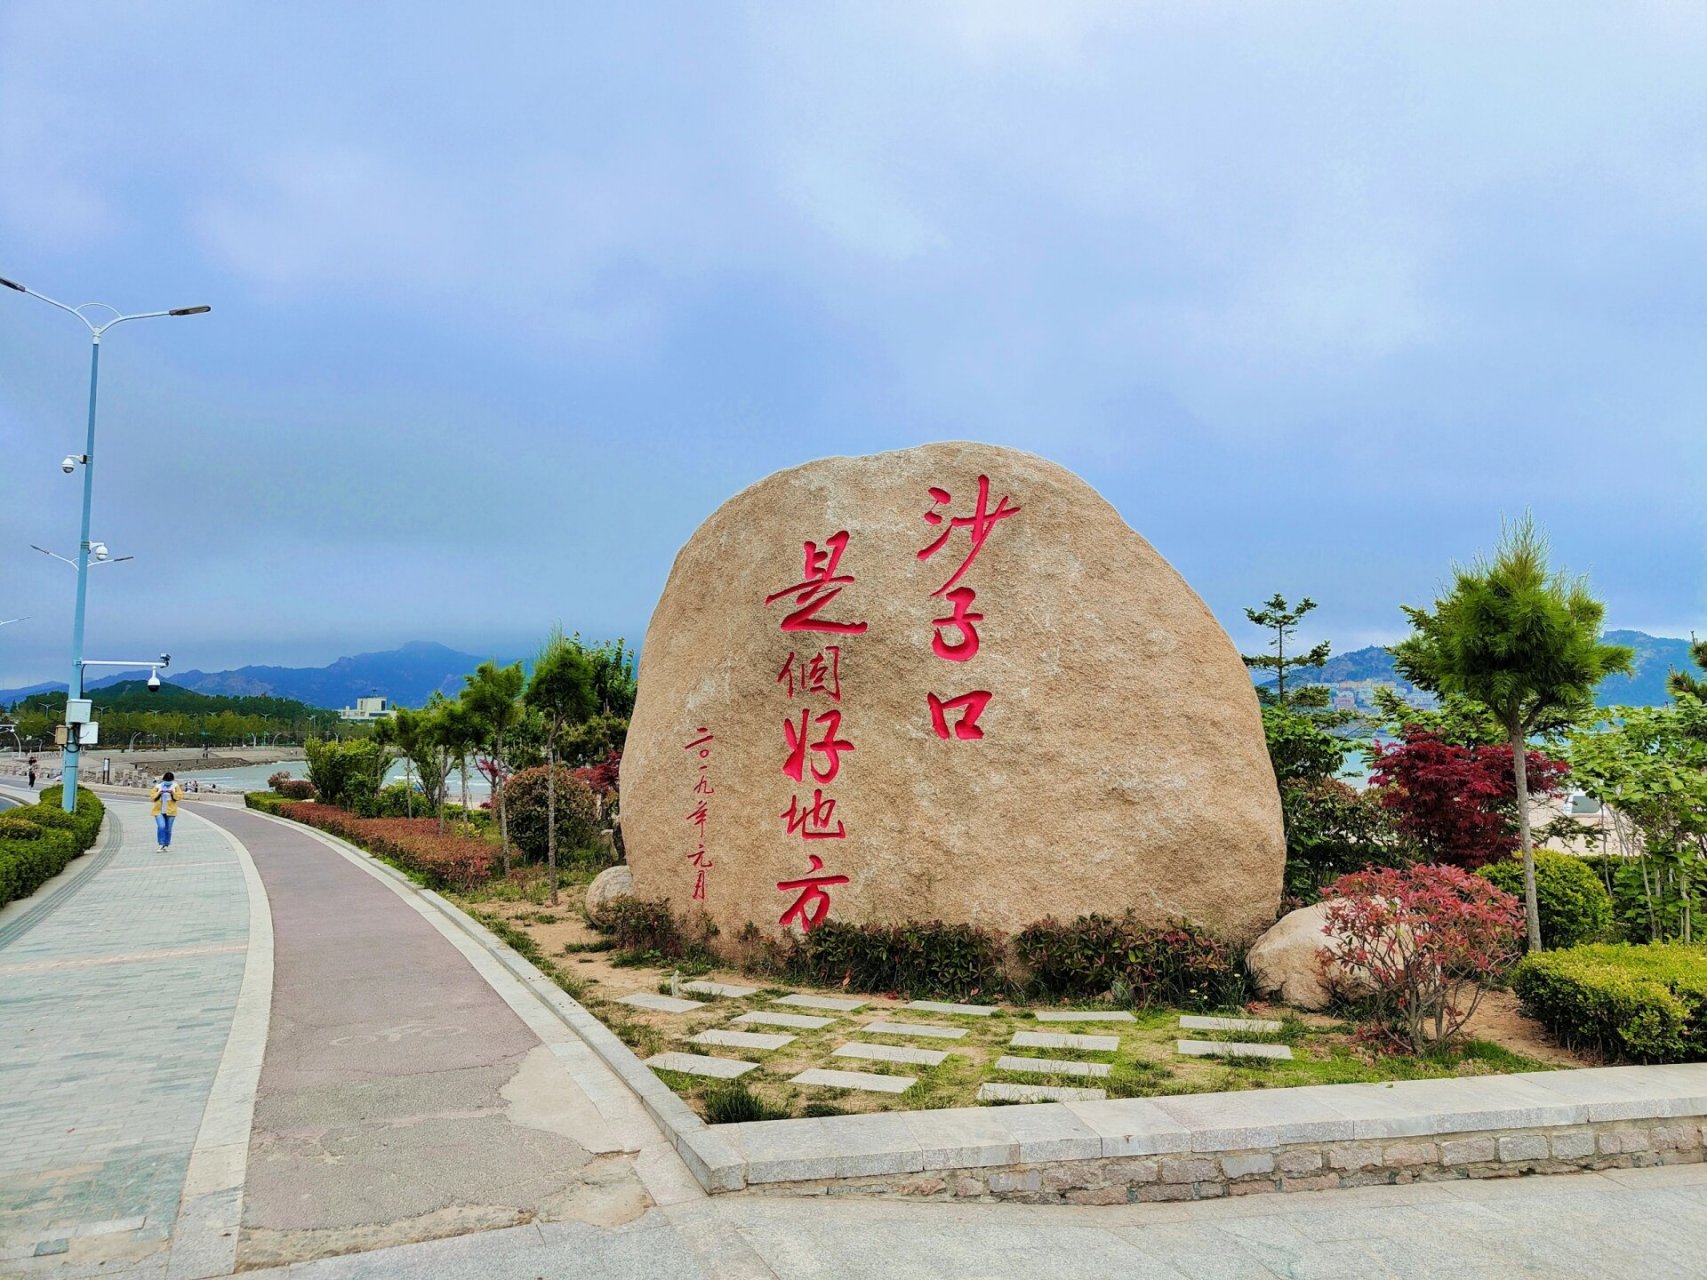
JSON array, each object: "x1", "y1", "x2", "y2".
[
  {"x1": 244, "y1": 791, "x2": 294, "y2": 815},
  {"x1": 766, "y1": 919, "x2": 1009, "y2": 1001},
  {"x1": 1479, "y1": 850, "x2": 1614, "y2": 949},
  {"x1": 1014, "y1": 913, "x2": 1246, "y2": 1009},
  {"x1": 276, "y1": 802, "x2": 495, "y2": 889},
  {"x1": 1512, "y1": 942, "x2": 1707, "y2": 1063},
  {"x1": 0, "y1": 786, "x2": 104, "y2": 908}
]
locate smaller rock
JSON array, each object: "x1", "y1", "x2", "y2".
[
  {"x1": 1245, "y1": 902, "x2": 1371, "y2": 1010},
  {"x1": 585, "y1": 864, "x2": 634, "y2": 925}
]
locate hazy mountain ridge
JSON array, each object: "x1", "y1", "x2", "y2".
[
  {"x1": 1, "y1": 641, "x2": 507, "y2": 710},
  {"x1": 1256, "y1": 629, "x2": 1695, "y2": 709},
  {"x1": 7, "y1": 630, "x2": 1693, "y2": 712}
]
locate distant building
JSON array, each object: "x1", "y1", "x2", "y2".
[{"x1": 339, "y1": 695, "x2": 393, "y2": 722}]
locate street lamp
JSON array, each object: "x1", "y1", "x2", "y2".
[
  {"x1": 32, "y1": 543, "x2": 135, "y2": 568},
  {"x1": 1, "y1": 273, "x2": 209, "y2": 813}
]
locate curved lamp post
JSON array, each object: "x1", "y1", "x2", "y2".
[{"x1": 1, "y1": 273, "x2": 208, "y2": 812}]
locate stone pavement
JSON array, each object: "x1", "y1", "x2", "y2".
[
  {"x1": 0, "y1": 796, "x2": 252, "y2": 1273},
  {"x1": 228, "y1": 1161, "x2": 1707, "y2": 1278}
]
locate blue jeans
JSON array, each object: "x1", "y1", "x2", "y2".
[{"x1": 156, "y1": 813, "x2": 175, "y2": 848}]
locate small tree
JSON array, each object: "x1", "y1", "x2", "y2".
[
  {"x1": 1392, "y1": 516, "x2": 1633, "y2": 951},
  {"x1": 1243, "y1": 594, "x2": 1332, "y2": 707},
  {"x1": 393, "y1": 703, "x2": 452, "y2": 822},
  {"x1": 1320, "y1": 865, "x2": 1524, "y2": 1054},
  {"x1": 436, "y1": 699, "x2": 482, "y2": 832},
  {"x1": 461, "y1": 661, "x2": 526, "y2": 874},
  {"x1": 525, "y1": 630, "x2": 598, "y2": 903},
  {"x1": 1670, "y1": 635, "x2": 1707, "y2": 704}
]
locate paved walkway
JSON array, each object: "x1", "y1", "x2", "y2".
[
  {"x1": 190, "y1": 807, "x2": 654, "y2": 1270},
  {"x1": 2, "y1": 791, "x2": 1703, "y2": 1278},
  {"x1": 0, "y1": 795, "x2": 250, "y2": 1273}
]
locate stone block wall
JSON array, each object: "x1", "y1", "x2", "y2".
[{"x1": 748, "y1": 1117, "x2": 1707, "y2": 1204}]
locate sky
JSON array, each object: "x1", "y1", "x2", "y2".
[{"x1": 2, "y1": 1, "x2": 1704, "y2": 690}]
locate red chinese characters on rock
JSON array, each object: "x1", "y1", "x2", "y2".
[
  {"x1": 917, "y1": 475, "x2": 1017, "y2": 740},
  {"x1": 769, "y1": 534, "x2": 866, "y2": 931},
  {"x1": 683, "y1": 728, "x2": 714, "y2": 900},
  {"x1": 776, "y1": 853, "x2": 850, "y2": 931},
  {"x1": 763, "y1": 532, "x2": 870, "y2": 634},
  {"x1": 776, "y1": 646, "x2": 842, "y2": 702}
]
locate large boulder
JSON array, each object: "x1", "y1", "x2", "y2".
[
  {"x1": 621, "y1": 442, "x2": 1285, "y2": 941},
  {"x1": 1246, "y1": 902, "x2": 1371, "y2": 1010},
  {"x1": 585, "y1": 865, "x2": 634, "y2": 926}
]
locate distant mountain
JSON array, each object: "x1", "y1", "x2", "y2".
[
  {"x1": 1, "y1": 641, "x2": 505, "y2": 710},
  {"x1": 1254, "y1": 629, "x2": 1695, "y2": 710}
]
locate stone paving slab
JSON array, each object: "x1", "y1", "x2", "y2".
[
  {"x1": 978, "y1": 1082, "x2": 1108, "y2": 1103},
  {"x1": 994, "y1": 1055, "x2": 1112, "y2": 1079},
  {"x1": 681, "y1": 980, "x2": 760, "y2": 998},
  {"x1": 1011, "y1": 1030, "x2": 1120, "y2": 1052},
  {"x1": 789, "y1": 1068, "x2": 916, "y2": 1094},
  {"x1": 1177, "y1": 1038, "x2": 1294, "y2": 1060},
  {"x1": 774, "y1": 993, "x2": 867, "y2": 1012},
  {"x1": 645, "y1": 1051, "x2": 759, "y2": 1079},
  {"x1": 732, "y1": 1010, "x2": 834, "y2": 1031},
  {"x1": 688, "y1": 1029, "x2": 795, "y2": 1052},
  {"x1": 1179, "y1": 1014, "x2": 1284, "y2": 1034},
  {"x1": 1033, "y1": 1010, "x2": 1137, "y2": 1023},
  {"x1": 862, "y1": 1020, "x2": 968, "y2": 1040},
  {"x1": 834, "y1": 1041, "x2": 948, "y2": 1067},
  {"x1": 904, "y1": 1000, "x2": 996, "y2": 1016},
  {"x1": 617, "y1": 992, "x2": 706, "y2": 1013}
]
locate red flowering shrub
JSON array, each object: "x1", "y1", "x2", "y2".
[
  {"x1": 278, "y1": 803, "x2": 495, "y2": 889},
  {"x1": 574, "y1": 751, "x2": 621, "y2": 799},
  {"x1": 1369, "y1": 731, "x2": 1569, "y2": 868},
  {"x1": 1320, "y1": 864, "x2": 1524, "y2": 1053}
]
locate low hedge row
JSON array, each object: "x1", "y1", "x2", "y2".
[
  {"x1": 0, "y1": 786, "x2": 105, "y2": 908},
  {"x1": 274, "y1": 801, "x2": 495, "y2": 889},
  {"x1": 598, "y1": 901, "x2": 1249, "y2": 1007},
  {"x1": 1512, "y1": 942, "x2": 1707, "y2": 1063}
]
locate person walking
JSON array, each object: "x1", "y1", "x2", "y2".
[
  {"x1": 27, "y1": 756, "x2": 37, "y2": 789},
  {"x1": 151, "y1": 772, "x2": 183, "y2": 852}
]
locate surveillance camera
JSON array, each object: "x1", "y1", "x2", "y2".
[
  {"x1": 159, "y1": 653, "x2": 171, "y2": 667},
  {"x1": 147, "y1": 672, "x2": 161, "y2": 692},
  {"x1": 62, "y1": 456, "x2": 78, "y2": 474},
  {"x1": 91, "y1": 543, "x2": 109, "y2": 562}
]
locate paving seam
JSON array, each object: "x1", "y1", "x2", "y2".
[
  {"x1": 165, "y1": 808, "x2": 275, "y2": 1280},
  {"x1": 0, "y1": 798, "x2": 127, "y2": 951}
]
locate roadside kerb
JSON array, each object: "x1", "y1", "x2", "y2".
[{"x1": 231, "y1": 810, "x2": 1707, "y2": 1203}]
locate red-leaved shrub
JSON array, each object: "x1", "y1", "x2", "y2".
[
  {"x1": 278, "y1": 803, "x2": 494, "y2": 889},
  {"x1": 1320, "y1": 864, "x2": 1524, "y2": 1053},
  {"x1": 1369, "y1": 731, "x2": 1569, "y2": 869}
]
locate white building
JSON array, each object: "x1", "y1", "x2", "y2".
[{"x1": 338, "y1": 695, "x2": 393, "y2": 722}]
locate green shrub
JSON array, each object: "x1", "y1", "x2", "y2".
[
  {"x1": 764, "y1": 919, "x2": 1010, "y2": 1001},
  {"x1": 1479, "y1": 850, "x2": 1613, "y2": 949},
  {"x1": 303, "y1": 738, "x2": 384, "y2": 811},
  {"x1": 503, "y1": 765, "x2": 600, "y2": 861},
  {"x1": 599, "y1": 897, "x2": 715, "y2": 962},
  {"x1": 702, "y1": 1079, "x2": 789, "y2": 1125},
  {"x1": 0, "y1": 786, "x2": 99, "y2": 907},
  {"x1": 1512, "y1": 942, "x2": 1707, "y2": 1063},
  {"x1": 244, "y1": 791, "x2": 294, "y2": 814},
  {"x1": 0, "y1": 828, "x2": 80, "y2": 907},
  {"x1": 1014, "y1": 913, "x2": 1246, "y2": 1010},
  {"x1": 30, "y1": 787, "x2": 104, "y2": 850}
]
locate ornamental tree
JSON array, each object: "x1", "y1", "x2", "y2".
[
  {"x1": 1320, "y1": 864, "x2": 1524, "y2": 1054},
  {"x1": 461, "y1": 660, "x2": 526, "y2": 873},
  {"x1": 1242, "y1": 593, "x2": 1332, "y2": 707},
  {"x1": 1392, "y1": 516, "x2": 1633, "y2": 951},
  {"x1": 1568, "y1": 700, "x2": 1707, "y2": 943},
  {"x1": 1369, "y1": 730, "x2": 1570, "y2": 869},
  {"x1": 525, "y1": 629, "x2": 599, "y2": 903}
]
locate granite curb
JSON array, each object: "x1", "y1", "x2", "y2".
[{"x1": 222, "y1": 809, "x2": 1707, "y2": 1202}]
